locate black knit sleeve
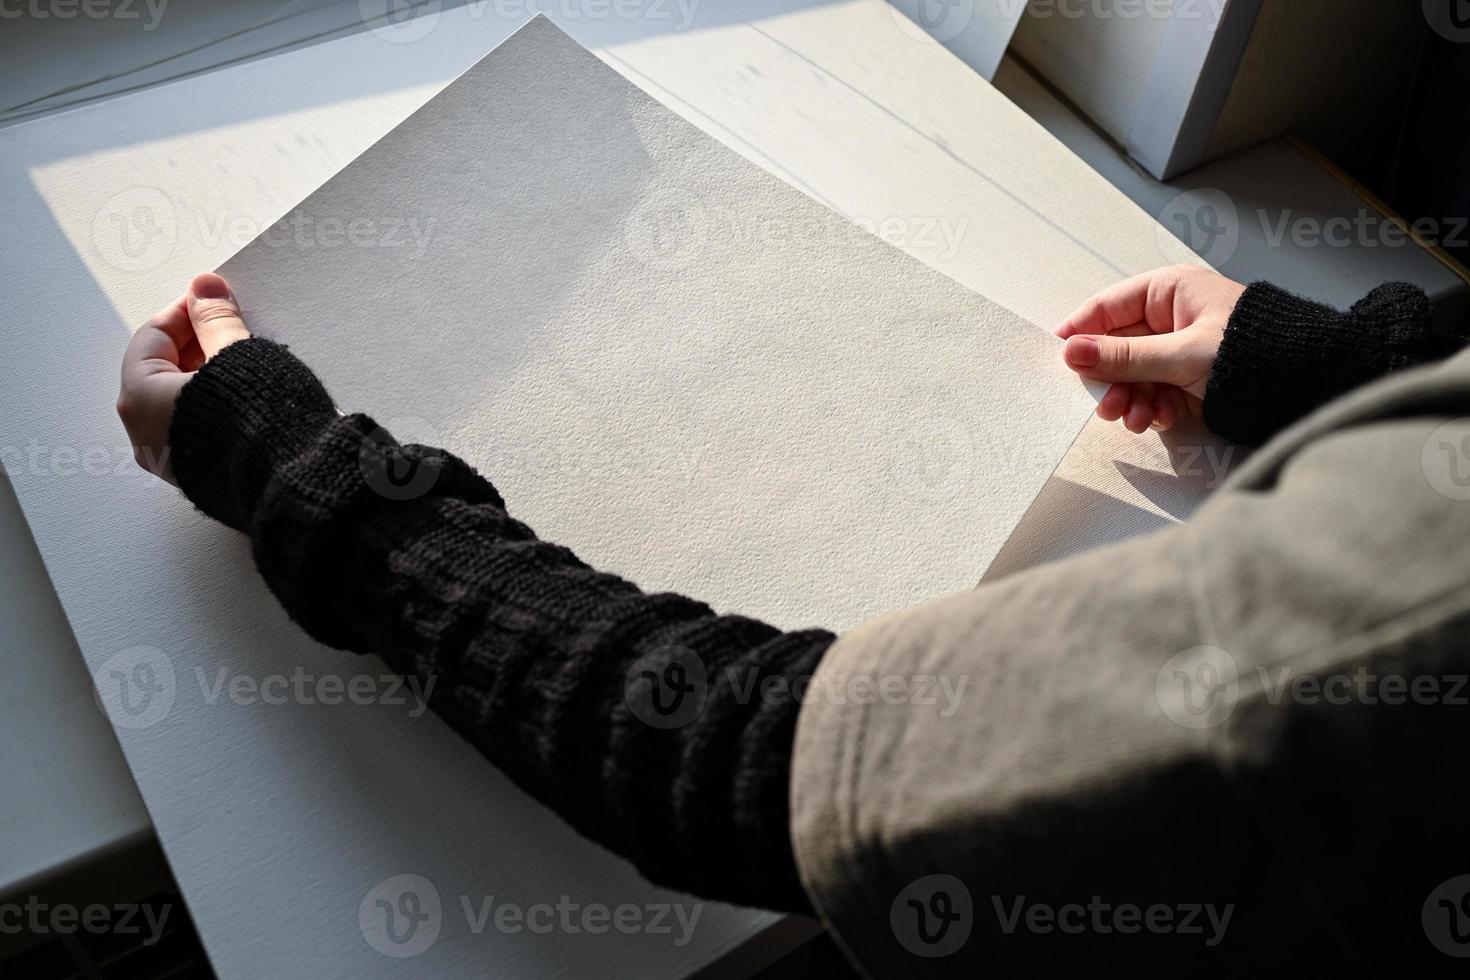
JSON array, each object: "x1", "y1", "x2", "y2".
[
  {"x1": 169, "y1": 337, "x2": 828, "y2": 915},
  {"x1": 1203, "y1": 281, "x2": 1467, "y2": 445}
]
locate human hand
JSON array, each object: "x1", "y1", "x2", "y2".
[
  {"x1": 1055, "y1": 264, "x2": 1246, "y2": 433},
  {"x1": 117, "y1": 272, "x2": 251, "y2": 482}
]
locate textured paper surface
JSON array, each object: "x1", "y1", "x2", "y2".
[
  {"x1": 218, "y1": 15, "x2": 1097, "y2": 632},
  {"x1": 0, "y1": 4, "x2": 1153, "y2": 977}
]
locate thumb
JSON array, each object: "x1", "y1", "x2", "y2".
[
  {"x1": 1063, "y1": 331, "x2": 1203, "y2": 386},
  {"x1": 187, "y1": 272, "x2": 251, "y2": 360}
]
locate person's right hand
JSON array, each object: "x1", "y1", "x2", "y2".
[{"x1": 1055, "y1": 264, "x2": 1246, "y2": 433}]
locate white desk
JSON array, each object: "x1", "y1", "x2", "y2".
[{"x1": 0, "y1": 469, "x2": 151, "y2": 896}]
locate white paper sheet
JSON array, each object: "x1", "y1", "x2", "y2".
[
  {"x1": 217, "y1": 15, "x2": 1096, "y2": 632},
  {"x1": 0, "y1": 9, "x2": 1105, "y2": 978}
]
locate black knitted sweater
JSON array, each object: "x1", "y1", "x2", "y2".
[
  {"x1": 167, "y1": 280, "x2": 1462, "y2": 917},
  {"x1": 1203, "y1": 281, "x2": 1464, "y2": 444}
]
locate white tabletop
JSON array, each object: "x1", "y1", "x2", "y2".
[{"x1": 0, "y1": 470, "x2": 151, "y2": 896}]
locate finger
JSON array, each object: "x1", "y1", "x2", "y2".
[
  {"x1": 178, "y1": 334, "x2": 205, "y2": 373},
  {"x1": 1056, "y1": 272, "x2": 1155, "y2": 337},
  {"x1": 1125, "y1": 382, "x2": 1156, "y2": 434},
  {"x1": 121, "y1": 293, "x2": 191, "y2": 386},
  {"x1": 1096, "y1": 383, "x2": 1131, "y2": 422},
  {"x1": 187, "y1": 272, "x2": 251, "y2": 359},
  {"x1": 1055, "y1": 268, "x2": 1179, "y2": 338},
  {"x1": 1151, "y1": 387, "x2": 1177, "y2": 431},
  {"x1": 1152, "y1": 386, "x2": 1189, "y2": 431},
  {"x1": 1171, "y1": 387, "x2": 1198, "y2": 426},
  {"x1": 1063, "y1": 331, "x2": 1200, "y2": 386}
]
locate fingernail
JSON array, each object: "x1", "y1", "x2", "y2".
[
  {"x1": 190, "y1": 272, "x2": 231, "y2": 300},
  {"x1": 1067, "y1": 336, "x2": 1100, "y2": 368}
]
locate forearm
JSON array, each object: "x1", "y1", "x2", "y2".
[
  {"x1": 169, "y1": 338, "x2": 829, "y2": 914},
  {"x1": 1204, "y1": 281, "x2": 1466, "y2": 445}
]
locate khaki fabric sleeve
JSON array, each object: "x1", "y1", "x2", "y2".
[{"x1": 791, "y1": 357, "x2": 1470, "y2": 977}]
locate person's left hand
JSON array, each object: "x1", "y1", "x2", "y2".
[{"x1": 117, "y1": 272, "x2": 251, "y2": 483}]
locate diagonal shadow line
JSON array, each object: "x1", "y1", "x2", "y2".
[
  {"x1": 746, "y1": 22, "x2": 1129, "y2": 279},
  {"x1": 596, "y1": 48, "x2": 847, "y2": 216},
  {"x1": 2, "y1": 0, "x2": 358, "y2": 117}
]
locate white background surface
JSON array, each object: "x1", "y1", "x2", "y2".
[{"x1": 0, "y1": 1, "x2": 1202, "y2": 975}]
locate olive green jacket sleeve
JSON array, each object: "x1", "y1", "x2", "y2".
[{"x1": 790, "y1": 347, "x2": 1470, "y2": 977}]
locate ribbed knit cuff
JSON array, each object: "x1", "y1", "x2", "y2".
[
  {"x1": 170, "y1": 338, "x2": 338, "y2": 532},
  {"x1": 1203, "y1": 281, "x2": 1439, "y2": 446}
]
